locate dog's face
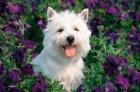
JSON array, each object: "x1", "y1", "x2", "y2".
[{"x1": 43, "y1": 7, "x2": 91, "y2": 58}]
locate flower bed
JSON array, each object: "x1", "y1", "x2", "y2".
[{"x1": 0, "y1": 0, "x2": 140, "y2": 92}]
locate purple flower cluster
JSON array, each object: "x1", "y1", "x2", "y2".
[
  {"x1": 11, "y1": 48, "x2": 26, "y2": 67},
  {"x1": 105, "y1": 81, "x2": 116, "y2": 92},
  {"x1": 61, "y1": 0, "x2": 75, "y2": 9},
  {"x1": 36, "y1": 18, "x2": 47, "y2": 30},
  {"x1": 103, "y1": 54, "x2": 128, "y2": 76},
  {"x1": 127, "y1": 26, "x2": 140, "y2": 54},
  {"x1": 127, "y1": 26, "x2": 140, "y2": 43},
  {"x1": 21, "y1": 64, "x2": 34, "y2": 75},
  {"x1": 90, "y1": 17, "x2": 103, "y2": 36},
  {"x1": 84, "y1": 0, "x2": 98, "y2": 9},
  {"x1": 101, "y1": 54, "x2": 140, "y2": 91},
  {"x1": 0, "y1": 58, "x2": 46, "y2": 92},
  {"x1": 7, "y1": 69, "x2": 21, "y2": 84},
  {"x1": 105, "y1": 30, "x2": 119, "y2": 43},
  {"x1": 4, "y1": 24, "x2": 20, "y2": 35},
  {"x1": 2, "y1": 17, "x2": 31, "y2": 39},
  {"x1": 106, "y1": 6, "x2": 121, "y2": 17},
  {"x1": 0, "y1": 1, "x2": 46, "y2": 90},
  {"x1": 32, "y1": 74, "x2": 47, "y2": 92},
  {"x1": 88, "y1": 53, "x2": 140, "y2": 92},
  {"x1": 22, "y1": 40, "x2": 37, "y2": 49},
  {"x1": 128, "y1": 68, "x2": 140, "y2": 85},
  {"x1": 31, "y1": 0, "x2": 38, "y2": 12},
  {"x1": 115, "y1": 74, "x2": 129, "y2": 90},
  {"x1": 92, "y1": 85, "x2": 103, "y2": 92},
  {"x1": 61, "y1": 0, "x2": 75, "y2": 6},
  {"x1": 7, "y1": 3, "x2": 24, "y2": 14},
  {"x1": 0, "y1": 1, "x2": 47, "y2": 88}
]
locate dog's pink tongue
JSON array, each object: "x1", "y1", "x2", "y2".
[{"x1": 65, "y1": 47, "x2": 75, "y2": 57}]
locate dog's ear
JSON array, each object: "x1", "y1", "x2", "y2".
[
  {"x1": 78, "y1": 9, "x2": 89, "y2": 22},
  {"x1": 47, "y1": 7, "x2": 57, "y2": 19}
]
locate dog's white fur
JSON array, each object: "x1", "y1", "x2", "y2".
[{"x1": 31, "y1": 7, "x2": 91, "y2": 92}]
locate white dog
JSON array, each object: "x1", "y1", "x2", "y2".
[{"x1": 31, "y1": 7, "x2": 91, "y2": 92}]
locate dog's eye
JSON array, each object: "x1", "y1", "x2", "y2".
[
  {"x1": 57, "y1": 28, "x2": 64, "y2": 33},
  {"x1": 74, "y1": 27, "x2": 79, "y2": 31}
]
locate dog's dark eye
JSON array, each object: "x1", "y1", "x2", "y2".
[
  {"x1": 57, "y1": 28, "x2": 64, "y2": 33},
  {"x1": 74, "y1": 27, "x2": 79, "y2": 31}
]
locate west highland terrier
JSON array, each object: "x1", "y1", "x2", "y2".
[{"x1": 31, "y1": 7, "x2": 91, "y2": 92}]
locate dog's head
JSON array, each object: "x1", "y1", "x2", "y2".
[{"x1": 43, "y1": 7, "x2": 91, "y2": 58}]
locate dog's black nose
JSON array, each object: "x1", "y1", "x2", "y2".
[{"x1": 66, "y1": 36, "x2": 75, "y2": 44}]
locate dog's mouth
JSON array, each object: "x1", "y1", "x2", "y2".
[{"x1": 62, "y1": 45, "x2": 76, "y2": 57}]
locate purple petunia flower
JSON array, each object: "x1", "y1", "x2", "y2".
[
  {"x1": 108, "y1": 0, "x2": 115, "y2": 5},
  {"x1": 106, "y1": 6, "x2": 121, "y2": 17},
  {"x1": 31, "y1": 0, "x2": 38, "y2": 12},
  {"x1": 115, "y1": 74, "x2": 129, "y2": 91},
  {"x1": 128, "y1": 12, "x2": 136, "y2": 20},
  {"x1": 91, "y1": 85, "x2": 103, "y2": 92},
  {"x1": 36, "y1": 18, "x2": 47, "y2": 30},
  {"x1": 127, "y1": 26, "x2": 140, "y2": 42},
  {"x1": 67, "y1": 0, "x2": 75, "y2": 6},
  {"x1": 136, "y1": 12, "x2": 140, "y2": 20},
  {"x1": 8, "y1": 15, "x2": 30, "y2": 33},
  {"x1": 0, "y1": 79, "x2": 6, "y2": 92},
  {"x1": 7, "y1": 3, "x2": 24, "y2": 14},
  {"x1": 21, "y1": 40, "x2": 37, "y2": 49},
  {"x1": 121, "y1": 0, "x2": 129, "y2": 10},
  {"x1": 129, "y1": 44, "x2": 140, "y2": 54},
  {"x1": 4, "y1": 24, "x2": 17, "y2": 33},
  {"x1": 3, "y1": 23, "x2": 23, "y2": 38},
  {"x1": 21, "y1": 64, "x2": 34, "y2": 75},
  {"x1": 105, "y1": 81, "x2": 116, "y2": 92},
  {"x1": 103, "y1": 54, "x2": 119, "y2": 76},
  {"x1": 127, "y1": 26, "x2": 140, "y2": 54},
  {"x1": 90, "y1": 17, "x2": 103, "y2": 36},
  {"x1": 32, "y1": 75, "x2": 47, "y2": 92},
  {"x1": 0, "y1": 61, "x2": 4, "y2": 75},
  {"x1": 7, "y1": 69, "x2": 21, "y2": 84},
  {"x1": 103, "y1": 54, "x2": 128, "y2": 76},
  {"x1": 128, "y1": 68, "x2": 140, "y2": 85},
  {"x1": 11, "y1": 48, "x2": 26, "y2": 67},
  {"x1": 128, "y1": 12, "x2": 140, "y2": 20},
  {"x1": 15, "y1": 31, "x2": 23, "y2": 39},
  {"x1": 61, "y1": 0, "x2": 75, "y2": 6},
  {"x1": 76, "y1": 85, "x2": 84, "y2": 92},
  {"x1": 2, "y1": 17, "x2": 25, "y2": 38},
  {"x1": 98, "y1": 1, "x2": 108, "y2": 9},
  {"x1": 117, "y1": 57, "x2": 128, "y2": 68},
  {"x1": 84, "y1": 0, "x2": 98, "y2": 9},
  {"x1": 105, "y1": 30, "x2": 119, "y2": 43}
]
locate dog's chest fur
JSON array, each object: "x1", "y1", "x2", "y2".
[{"x1": 32, "y1": 51, "x2": 84, "y2": 90}]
